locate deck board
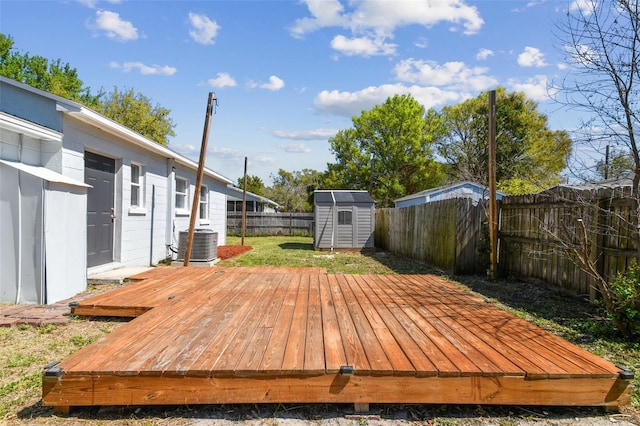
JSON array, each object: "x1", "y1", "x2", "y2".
[{"x1": 44, "y1": 267, "x2": 631, "y2": 409}]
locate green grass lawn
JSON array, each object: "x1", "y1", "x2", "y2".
[{"x1": 219, "y1": 235, "x2": 438, "y2": 274}]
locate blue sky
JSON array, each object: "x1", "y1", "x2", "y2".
[{"x1": 1, "y1": 0, "x2": 586, "y2": 185}]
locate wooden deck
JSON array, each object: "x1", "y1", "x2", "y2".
[{"x1": 43, "y1": 267, "x2": 632, "y2": 411}]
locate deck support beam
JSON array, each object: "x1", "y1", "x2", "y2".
[{"x1": 42, "y1": 374, "x2": 630, "y2": 410}]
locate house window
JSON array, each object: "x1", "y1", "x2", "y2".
[
  {"x1": 130, "y1": 163, "x2": 143, "y2": 207},
  {"x1": 338, "y1": 210, "x2": 352, "y2": 225},
  {"x1": 199, "y1": 185, "x2": 209, "y2": 220},
  {"x1": 175, "y1": 177, "x2": 189, "y2": 210}
]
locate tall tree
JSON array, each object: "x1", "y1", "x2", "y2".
[
  {"x1": 555, "y1": 0, "x2": 639, "y2": 187},
  {"x1": 0, "y1": 34, "x2": 176, "y2": 146},
  {"x1": 325, "y1": 94, "x2": 446, "y2": 207},
  {"x1": 549, "y1": 0, "x2": 640, "y2": 336},
  {"x1": 0, "y1": 33, "x2": 99, "y2": 105},
  {"x1": 595, "y1": 149, "x2": 635, "y2": 181},
  {"x1": 97, "y1": 88, "x2": 176, "y2": 146},
  {"x1": 264, "y1": 168, "x2": 324, "y2": 212},
  {"x1": 437, "y1": 87, "x2": 571, "y2": 195},
  {"x1": 236, "y1": 175, "x2": 265, "y2": 196}
]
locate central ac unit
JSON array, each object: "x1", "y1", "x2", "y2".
[{"x1": 177, "y1": 229, "x2": 218, "y2": 262}]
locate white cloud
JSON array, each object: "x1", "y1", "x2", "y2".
[
  {"x1": 289, "y1": 0, "x2": 348, "y2": 38},
  {"x1": 565, "y1": 43, "x2": 599, "y2": 67},
  {"x1": 314, "y1": 83, "x2": 465, "y2": 117},
  {"x1": 517, "y1": 46, "x2": 547, "y2": 67},
  {"x1": 569, "y1": 0, "x2": 596, "y2": 16},
  {"x1": 290, "y1": 0, "x2": 483, "y2": 57},
  {"x1": 511, "y1": 1, "x2": 542, "y2": 12},
  {"x1": 414, "y1": 37, "x2": 428, "y2": 49},
  {"x1": 508, "y1": 75, "x2": 555, "y2": 101},
  {"x1": 393, "y1": 58, "x2": 497, "y2": 91},
  {"x1": 207, "y1": 72, "x2": 237, "y2": 88},
  {"x1": 279, "y1": 143, "x2": 312, "y2": 153},
  {"x1": 90, "y1": 10, "x2": 138, "y2": 42},
  {"x1": 211, "y1": 146, "x2": 244, "y2": 159},
  {"x1": 272, "y1": 128, "x2": 338, "y2": 140},
  {"x1": 330, "y1": 35, "x2": 397, "y2": 56},
  {"x1": 77, "y1": 0, "x2": 98, "y2": 7},
  {"x1": 110, "y1": 61, "x2": 176, "y2": 76},
  {"x1": 476, "y1": 48, "x2": 494, "y2": 60},
  {"x1": 188, "y1": 12, "x2": 220, "y2": 45},
  {"x1": 292, "y1": 0, "x2": 483, "y2": 36},
  {"x1": 252, "y1": 75, "x2": 285, "y2": 91}
]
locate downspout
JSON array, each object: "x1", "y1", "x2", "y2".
[
  {"x1": 149, "y1": 184, "x2": 155, "y2": 265},
  {"x1": 40, "y1": 180, "x2": 46, "y2": 304},
  {"x1": 15, "y1": 136, "x2": 23, "y2": 303},
  {"x1": 330, "y1": 190, "x2": 336, "y2": 253},
  {"x1": 165, "y1": 159, "x2": 176, "y2": 259},
  {"x1": 15, "y1": 172, "x2": 22, "y2": 304}
]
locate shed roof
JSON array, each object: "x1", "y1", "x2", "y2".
[
  {"x1": 0, "y1": 159, "x2": 91, "y2": 188},
  {"x1": 314, "y1": 190, "x2": 374, "y2": 204},
  {"x1": 394, "y1": 181, "x2": 504, "y2": 203}
]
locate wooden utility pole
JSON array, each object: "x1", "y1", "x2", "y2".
[
  {"x1": 488, "y1": 89, "x2": 498, "y2": 280},
  {"x1": 604, "y1": 144, "x2": 610, "y2": 180},
  {"x1": 184, "y1": 92, "x2": 216, "y2": 266},
  {"x1": 241, "y1": 156, "x2": 248, "y2": 246}
]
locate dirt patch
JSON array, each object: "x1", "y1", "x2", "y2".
[{"x1": 217, "y1": 245, "x2": 252, "y2": 260}]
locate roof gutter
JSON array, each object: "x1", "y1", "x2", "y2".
[{"x1": 56, "y1": 101, "x2": 232, "y2": 184}]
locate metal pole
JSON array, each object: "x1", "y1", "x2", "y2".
[
  {"x1": 184, "y1": 92, "x2": 216, "y2": 266},
  {"x1": 488, "y1": 89, "x2": 498, "y2": 280},
  {"x1": 241, "y1": 156, "x2": 247, "y2": 246}
]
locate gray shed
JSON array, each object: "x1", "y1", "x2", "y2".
[{"x1": 314, "y1": 190, "x2": 375, "y2": 251}]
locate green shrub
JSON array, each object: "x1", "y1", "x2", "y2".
[{"x1": 609, "y1": 261, "x2": 640, "y2": 337}]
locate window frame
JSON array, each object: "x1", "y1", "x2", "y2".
[
  {"x1": 199, "y1": 184, "x2": 209, "y2": 223},
  {"x1": 338, "y1": 210, "x2": 353, "y2": 225},
  {"x1": 128, "y1": 162, "x2": 146, "y2": 215},
  {"x1": 175, "y1": 176, "x2": 190, "y2": 215}
]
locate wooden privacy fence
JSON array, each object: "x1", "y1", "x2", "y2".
[
  {"x1": 374, "y1": 186, "x2": 637, "y2": 296},
  {"x1": 227, "y1": 212, "x2": 314, "y2": 236},
  {"x1": 375, "y1": 198, "x2": 488, "y2": 275},
  {"x1": 500, "y1": 186, "x2": 638, "y2": 297}
]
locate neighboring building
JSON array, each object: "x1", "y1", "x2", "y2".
[
  {"x1": 225, "y1": 185, "x2": 280, "y2": 213},
  {"x1": 314, "y1": 190, "x2": 375, "y2": 251},
  {"x1": 394, "y1": 181, "x2": 505, "y2": 208},
  {"x1": 545, "y1": 174, "x2": 634, "y2": 192},
  {"x1": 0, "y1": 76, "x2": 232, "y2": 305}
]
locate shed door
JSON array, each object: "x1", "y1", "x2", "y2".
[
  {"x1": 336, "y1": 208, "x2": 354, "y2": 248},
  {"x1": 85, "y1": 152, "x2": 115, "y2": 267}
]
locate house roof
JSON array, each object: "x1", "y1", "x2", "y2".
[
  {"x1": 0, "y1": 76, "x2": 232, "y2": 185},
  {"x1": 314, "y1": 190, "x2": 375, "y2": 204},
  {"x1": 549, "y1": 174, "x2": 634, "y2": 192},
  {"x1": 394, "y1": 181, "x2": 504, "y2": 203},
  {"x1": 225, "y1": 185, "x2": 281, "y2": 208}
]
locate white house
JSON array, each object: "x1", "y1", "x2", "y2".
[
  {"x1": 394, "y1": 181, "x2": 505, "y2": 208},
  {"x1": 0, "y1": 77, "x2": 232, "y2": 305},
  {"x1": 225, "y1": 185, "x2": 280, "y2": 213}
]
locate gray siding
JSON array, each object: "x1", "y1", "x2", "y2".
[
  {"x1": 314, "y1": 204, "x2": 334, "y2": 248},
  {"x1": 314, "y1": 190, "x2": 374, "y2": 250},
  {"x1": 0, "y1": 81, "x2": 63, "y2": 132}
]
